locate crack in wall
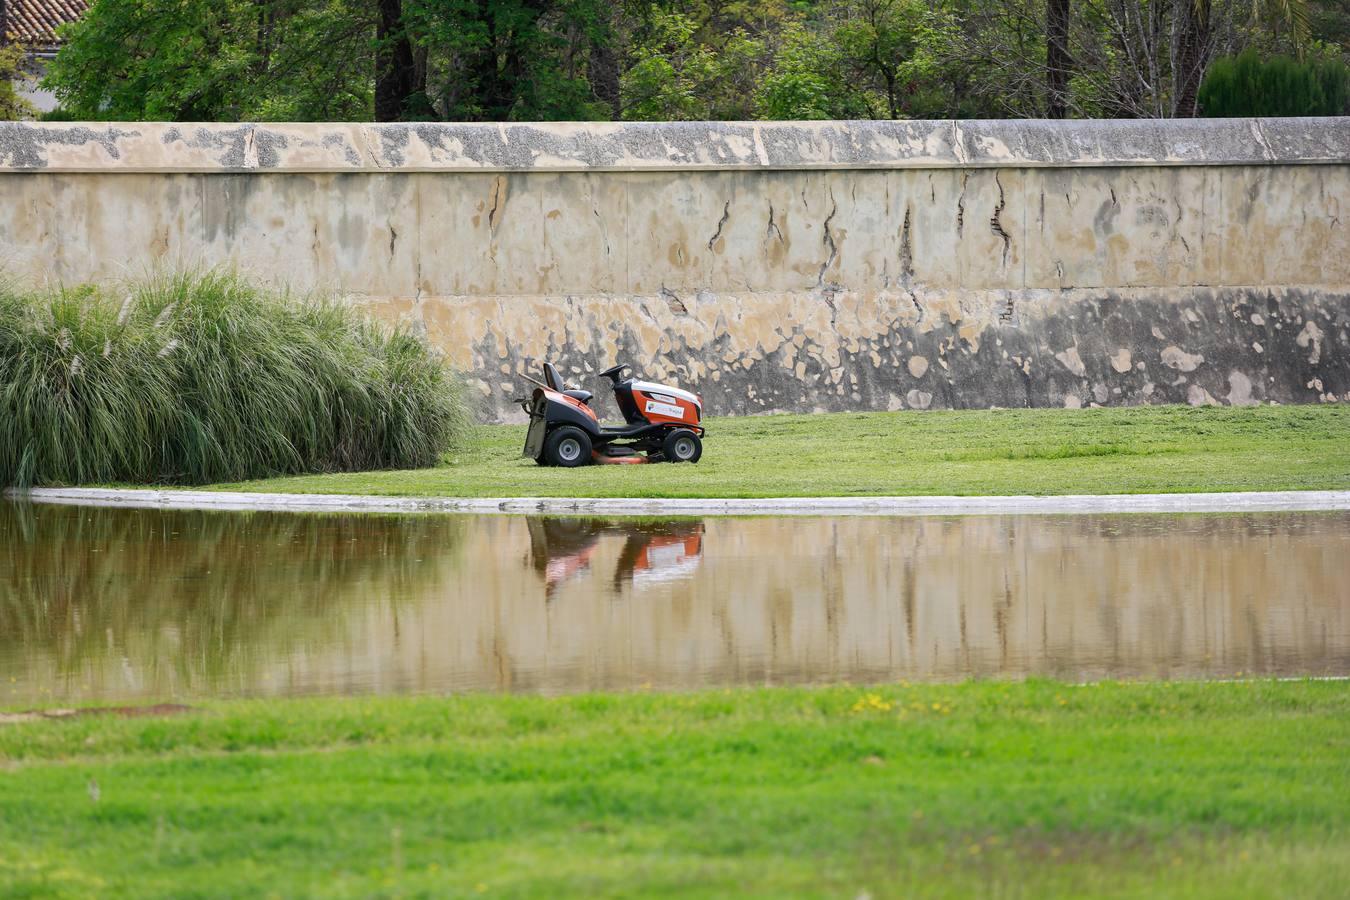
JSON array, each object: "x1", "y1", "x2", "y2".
[
  {"x1": 593, "y1": 208, "x2": 611, "y2": 256},
  {"x1": 707, "y1": 200, "x2": 731, "y2": 251},
  {"x1": 487, "y1": 177, "x2": 505, "y2": 231},
  {"x1": 1173, "y1": 196, "x2": 1190, "y2": 257},
  {"x1": 413, "y1": 170, "x2": 424, "y2": 303},
  {"x1": 766, "y1": 203, "x2": 784, "y2": 242},
  {"x1": 990, "y1": 173, "x2": 1011, "y2": 267},
  {"x1": 659, "y1": 285, "x2": 688, "y2": 315},
  {"x1": 906, "y1": 290, "x2": 925, "y2": 326},
  {"x1": 816, "y1": 196, "x2": 839, "y2": 287},
  {"x1": 899, "y1": 203, "x2": 915, "y2": 284},
  {"x1": 956, "y1": 171, "x2": 969, "y2": 238},
  {"x1": 582, "y1": 179, "x2": 612, "y2": 259}
]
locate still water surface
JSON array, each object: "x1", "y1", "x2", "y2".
[{"x1": 2, "y1": 502, "x2": 1347, "y2": 703}]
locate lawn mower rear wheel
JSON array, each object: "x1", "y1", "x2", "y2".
[{"x1": 545, "y1": 426, "x2": 592, "y2": 468}]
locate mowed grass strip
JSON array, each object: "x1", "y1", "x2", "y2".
[
  {"x1": 208, "y1": 403, "x2": 1350, "y2": 499},
  {"x1": 2, "y1": 680, "x2": 1348, "y2": 898}
]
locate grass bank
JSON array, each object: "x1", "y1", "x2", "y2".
[
  {"x1": 2, "y1": 680, "x2": 1347, "y2": 898},
  {"x1": 211, "y1": 403, "x2": 1350, "y2": 498}
]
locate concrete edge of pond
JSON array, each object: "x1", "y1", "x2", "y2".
[{"x1": 7, "y1": 487, "x2": 1350, "y2": 517}]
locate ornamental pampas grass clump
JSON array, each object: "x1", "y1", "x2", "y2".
[{"x1": 0, "y1": 272, "x2": 466, "y2": 488}]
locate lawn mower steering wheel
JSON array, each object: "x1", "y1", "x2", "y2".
[{"x1": 598, "y1": 363, "x2": 630, "y2": 383}]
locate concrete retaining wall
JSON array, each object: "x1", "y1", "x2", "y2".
[{"x1": 2, "y1": 119, "x2": 1348, "y2": 419}]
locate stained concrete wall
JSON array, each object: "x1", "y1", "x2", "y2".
[{"x1": 1, "y1": 119, "x2": 1347, "y2": 419}]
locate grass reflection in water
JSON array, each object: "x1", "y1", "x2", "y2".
[{"x1": 0, "y1": 502, "x2": 466, "y2": 697}]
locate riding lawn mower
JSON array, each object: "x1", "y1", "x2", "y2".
[{"x1": 519, "y1": 362, "x2": 704, "y2": 467}]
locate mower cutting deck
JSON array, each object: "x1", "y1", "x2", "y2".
[{"x1": 519, "y1": 362, "x2": 704, "y2": 467}]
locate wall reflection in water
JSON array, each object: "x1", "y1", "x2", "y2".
[{"x1": 2, "y1": 502, "x2": 1347, "y2": 702}]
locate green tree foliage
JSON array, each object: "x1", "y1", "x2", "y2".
[
  {"x1": 1199, "y1": 48, "x2": 1349, "y2": 114},
  {"x1": 404, "y1": 0, "x2": 614, "y2": 121},
  {"x1": 44, "y1": 0, "x2": 376, "y2": 120},
  {"x1": 952, "y1": 0, "x2": 1333, "y2": 118},
  {"x1": 38, "y1": 0, "x2": 1350, "y2": 121},
  {"x1": 756, "y1": 1, "x2": 957, "y2": 120},
  {"x1": 755, "y1": 23, "x2": 849, "y2": 118},
  {"x1": 0, "y1": 44, "x2": 38, "y2": 120},
  {"x1": 622, "y1": 8, "x2": 770, "y2": 119},
  {"x1": 829, "y1": 0, "x2": 956, "y2": 118}
]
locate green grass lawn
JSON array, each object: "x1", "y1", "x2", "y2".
[
  {"x1": 209, "y1": 404, "x2": 1350, "y2": 498},
  {"x1": 2, "y1": 680, "x2": 1347, "y2": 898}
]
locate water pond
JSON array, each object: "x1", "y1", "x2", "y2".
[{"x1": 2, "y1": 502, "x2": 1347, "y2": 703}]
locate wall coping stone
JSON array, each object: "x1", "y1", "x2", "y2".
[{"x1": 1, "y1": 118, "x2": 1347, "y2": 173}]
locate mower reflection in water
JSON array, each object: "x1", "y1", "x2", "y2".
[{"x1": 526, "y1": 518, "x2": 704, "y2": 600}]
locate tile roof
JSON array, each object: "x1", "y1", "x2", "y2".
[{"x1": 3, "y1": 0, "x2": 89, "y2": 46}]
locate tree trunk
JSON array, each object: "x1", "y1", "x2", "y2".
[
  {"x1": 468, "y1": 28, "x2": 515, "y2": 120},
  {"x1": 375, "y1": 0, "x2": 418, "y2": 122},
  {"x1": 589, "y1": 36, "x2": 621, "y2": 119},
  {"x1": 1046, "y1": 0, "x2": 1072, "y2": 118},
  {"x1": 1173, "y1": 0, "x2": 1210, "y2": 117},
  {"x1": 461, "y1": 0, "x2": 548, "y2": 121}
]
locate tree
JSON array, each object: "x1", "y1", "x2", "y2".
[
  {"x1": 37, "y1": 0, "x2": 1348, "y2": 122},
  {"x1": 589, "y1": 3, "x2": 623, "y2": 118},
  {"x1": 404, "y1": 0, "x2": 613, "y2": 121},
  {"x1": 756, "y1": 0, "x2": 959, "y2": 120},
  {"x1": 952, "y1": 0, "x2": 1323, "y2": 118},
  {"x1": 946, "y1": 0, "x2": 1057, "y2": 116},
  {"x1": 1199, "y1": 47, "x2": 1349, "y2": 114},
  {"x1": 756, "y1": 22, "x2": 854, "y2": 118},
  {"x1": 830, "y1": 0, "x2": 954, "y2": 119},
  {"x1": 1, "y1": 44, "x2": 38, "y2": 120},
  {"x1": 375, "y1": 0, "x2": 424, "y2": 121},
  {"x1": 45, "y1": 0, "x2": 377, "y2": 121},
  {"x1": 620, "y1": 4, "x2": 779, "y2": 120},
  {"x1": 1173, "y1": 0, "x2": 1214, "y2": 116},
  {"x1": 45, "y1": 0, "x2": 623, "y2": 122},
  {"x1": 1046, "y1": 0, "x2": 1072, "y2": 116},
  {"x1": 1173, "y1": 0, "x2": 1313, "y2": 115}
]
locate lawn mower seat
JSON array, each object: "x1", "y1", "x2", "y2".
[
  {"x1": 543, "y1": 362, "x2": 564, "y2": 391},
  {"x1": 543, "y1": 361, "x2": 592, "y2": 404}
]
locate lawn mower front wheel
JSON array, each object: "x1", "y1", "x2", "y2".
[
  {"x1": 662, "y1": 428, "x2": 702, "y2": 464},
  {"x1": 544, "y1": 426, "x2": 593, "y2": 468}
]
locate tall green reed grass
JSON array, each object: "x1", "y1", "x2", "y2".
[{"x1": 0, "y1": 272, "x2": 467, "y2": 487}]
